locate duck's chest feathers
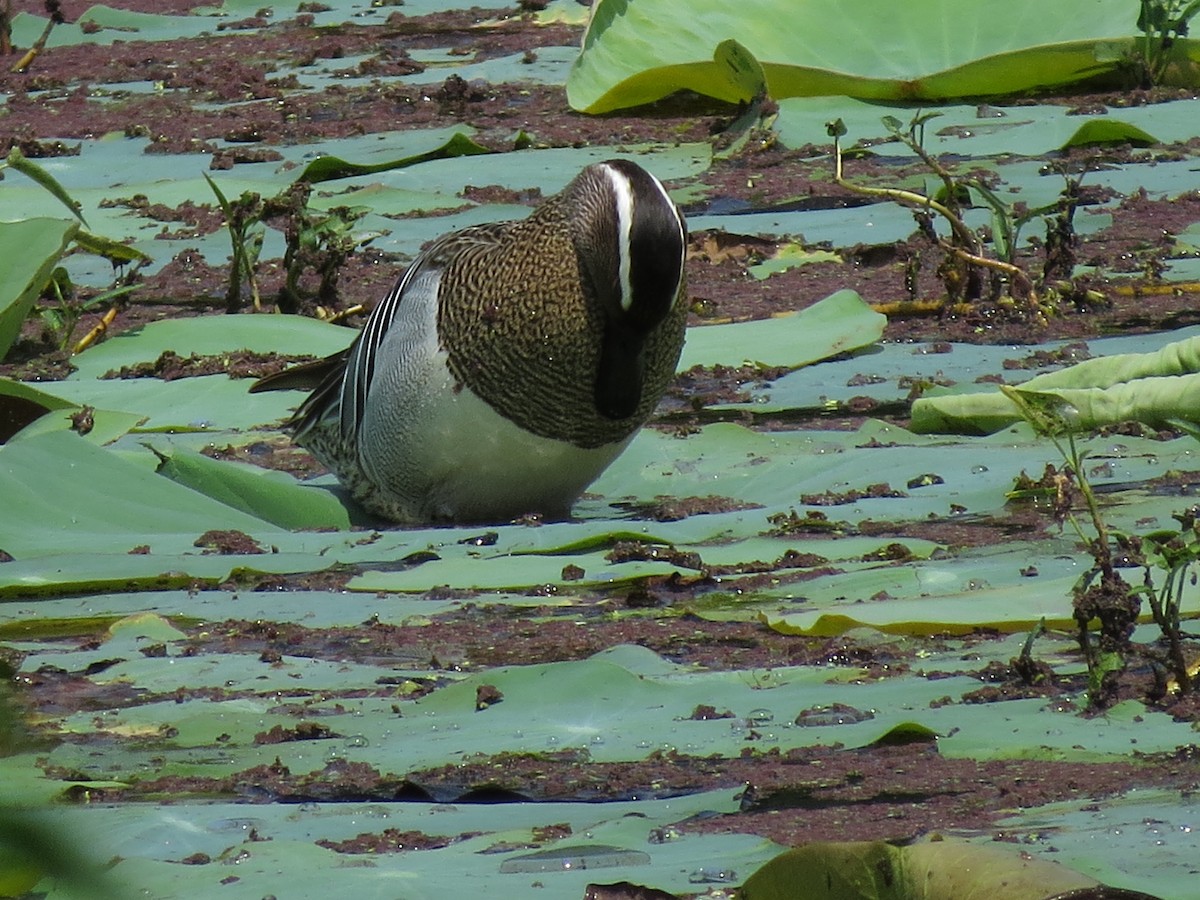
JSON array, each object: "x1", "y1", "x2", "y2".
[
  {"x1": 435, "y1": 209, "x2": 684, "y2": 449},
  {"x1": 351, "y1": 263, "x2": 629, "y2": 522}
]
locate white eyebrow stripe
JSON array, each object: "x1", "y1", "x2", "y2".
[
  {"x1": 640, "y1": 168, "x2": 687, "y2": 306},
  {"x1": 601, "y1": 163, "x2": 636, "y2": 311}
]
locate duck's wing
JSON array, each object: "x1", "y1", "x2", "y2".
[
  {"x1": 289, "y1": 222, "x2": 510, "y2": 443},
  {"x1": 248, "y1": 353, "x2": 346, "y2": 394}
]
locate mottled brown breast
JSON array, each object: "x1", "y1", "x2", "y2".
[{"x1": 436, "y1": 199, "x2": 686, "y2": 449}]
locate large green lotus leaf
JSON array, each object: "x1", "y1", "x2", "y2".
[
  {"x1": 1062, "y1": 117, "x2": 1160, "y2": 149},
  {"x1": 371, "y1": 142, "x2": 712, "y2": 201},
  {"x1": 901, "y1": 840, "x2": 1106, "y2": 899},
  {"x1": 0, "y1": 589, "x2": 459, "y2": 635},
  {"x1": 0, "y1": 219, "x2": 79, "y2": 361},
  {"x1": 45, "y1": 656, "x2": 402, "y2": 725},
  {"x1": 937, "y1": 698, "x2": 1196, "y2": 762},
  {"x1": 11, "y1": 7, "x2": 215, "y2": 47},
  {"x1": 911, "y1": 332, "x2": 1200, "y2": 434},
  {"x1": 988, "y1": 789, "x2": 1200, "y2": 898},
  {"x1": 686, "y1": 201, "x2": 921, "y2": 251},
  {"x1": 740, "y1": 839, "x2": 1103, "y2": 900},
  {"x1": 23, "y1": 375, "x2": 290, "y2": 435},
  {"x1": 769, "y1": 328, "x2": 1200, "y2": 440},
  {"x1": 774, "y1": 96, "x2": 1200, "y2": 159},
  {"x1": 67, "y1": 315, "x2": 351, "y2": 381},
  {"x1": 567, "y1": 0, "x2": 1199, "y2": 113},
  {"x1": 0, "y1": 805, "x2": 113, "y2": 900},
  {"x1": 680, "y1": 534, "x2": 937, "y2": 568},
  {"x1": 0, "y1": 430, "x2": 282, "y2": 560},
  {"x1": 392, "y1": 46, "x2": 580, "y2": 88},
  {"x1": 348, "y1": 550, "x2": 680, "y2": 592},
  {"x1": 1, "y1": 377, "x2": 145, "y2": 447},
  {"x1": 348, "y1": 522, "x2": 938, "y2": 598},
  {"x1": 1024, "y1": 332, "x2": 1200, "y2": 389},
  {"x1": 0, "y1": 378, "x2": 78, "y2": 443},
  {"x1": 31, "y1": 316, "x2": 334, "y2": 437},
  {"x1": 0, "y1": 552, "x2": 324, "y2": 600},
  {"x1": 0, "y1": 379, "x2": 75, "y2": 417},
  {"x1": 16, "y1": 791, "x2": 777, "y2": 900},
  {"x1": 154, "y1": 447, "x2": 351, "y2": 531},
  {"x1": 741, "y1": 841, "x2": 906, "y2": 900},
  {"x1": 17, "y1": 1, "x2": 517, "y2": 49},
  {"x1": 593, "y1": 419, "x2": 1059, "y2": 522},
  {"x1": 28, "y1": 647, "x2": 977, "y2": 776},
  {"x1": 679, "y1": 289, "x2": 885, "y2": 369},
  {"x1": 33, "y1": 632, "x2": 1185, "y2": 787},
  {"x1": 767, "y1": 574, "x2": 1085, "y2": 637},
  {"x1": 1, "y1": 129, "x2": 481, "y2": 235},
  {"x1": 295, "y1": 132, "x2": 490, "y2": 184},
  {"x1": 7, "y1": 403, "x2": 146, "y2": 448}
]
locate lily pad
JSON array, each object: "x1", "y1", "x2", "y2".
[
  {"x1": 0, "y1": 219, "x2": 78, "y2": 361},
  {"x1": 567, "y1": 0, "x2": 1200, "y2": 113}
]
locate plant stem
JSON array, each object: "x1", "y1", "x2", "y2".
[{"x1": 832, "y1": 134, "x2": 1038, "y2": 304}]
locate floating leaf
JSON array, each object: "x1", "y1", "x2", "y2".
[
  {"x1": 741, "y1": 838, "x2": 1117, "y2": 900},
  {"x1": 154, "y1": 446, "x2": 352, "y2": 531},
  {"x1": 911, "y1": 332, "x2": 1200, "y2": 434},
  {"x1": 296, "y1": 132, "x2": 492, "y2": 184},
  {"x1": 4, "y1": 147, "x2": 87, "y2": 225},
  {"x1": 1062, "y1": 118, "x2": 1159, "y2": 148},
  {"x1": 0, "y1": 430, "x2": 283, "y2": 561},
  {"x1": 713, "y1": 38, "x2": 768, "y2": 100},
  {"x1": 567, "y1": 0, "x2": 1200, "y2": 113},
  {"x1": 0, "y1": 219, "x2": 79, "y2": 361},
  {"x1": 748, "y1": 244, "x2": 841, "y2": 280},
  {"x1": 0, "y1": 378, "x2": 75, "y2": 443},
  {"x1": 71, "y1": 230, "x2": 152, "y2": 266},
  {"x1": 680, "y1": 289, "x2": 884, "y2": 369}
]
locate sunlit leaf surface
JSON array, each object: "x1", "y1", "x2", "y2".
[
  {"x1": 3, "y1": 2, "x2": 1200, "y2": 898},
  {"x1": 567, "y1": 0, "x2": 1200, "y2": 112}
]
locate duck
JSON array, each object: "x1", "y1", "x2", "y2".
[{"x1": 251, "y1": 159, "x2": 688, "y2": 524}]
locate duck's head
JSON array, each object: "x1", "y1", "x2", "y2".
[{"x1": 565, "y1": 160, "x2": 688, "y2": 420}]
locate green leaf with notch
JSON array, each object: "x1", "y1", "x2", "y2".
[
  {"x1": 0, "y1": 218, "x2": 80, "y2": 362},
  {"x1": 296, "y1": 132, "x2": 492, "y2": 184}
]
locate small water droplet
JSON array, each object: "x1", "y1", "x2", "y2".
[
  {"x1": 746, "y1": 708, "x2": 774, "y2": 725},
  {"x1": 207, "y1": 817, "x2": 263, "y2": 834},
  {"x1": 343, "y1": 734, "x2": 369, "y2": 749},
  {"x1": 795, "y1": 703, "x2": 875, "y2": 727},
  {"x1": 648, "y1": 826, "x2": 682, "y2": 844},
  {"x1": 688, "y1": 866, "x2": 738, "y2": 884}
]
